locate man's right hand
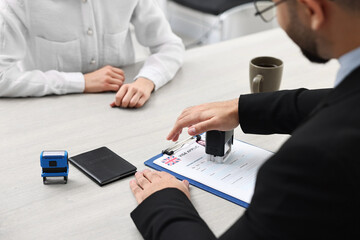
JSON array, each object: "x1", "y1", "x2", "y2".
[
  {"x1": 167, "y1": 98, "x2": 240, "y2": 142},
  {"x1": 84, "y1": 65, "x2": 125, "y2": 93}
]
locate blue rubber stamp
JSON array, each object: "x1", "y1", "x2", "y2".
[{"x1": 40, "y1": 150, "x2": 69, "y2": 184}]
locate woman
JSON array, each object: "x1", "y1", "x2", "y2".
[{"x1": 0, "y1": 0, "x2": 184, "y2": 108}]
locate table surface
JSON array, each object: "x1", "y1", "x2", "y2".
[{"x1": 0, "y1": 28, "x2": 338, "y2": 240}]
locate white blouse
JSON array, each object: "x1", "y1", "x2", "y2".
[{"x1": 0, "y1": 0, "x2": 184, "y2": 97}]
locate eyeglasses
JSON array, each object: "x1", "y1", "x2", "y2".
[{"x1": 254, "y1": 0, "x2": 287, "y2": 23}]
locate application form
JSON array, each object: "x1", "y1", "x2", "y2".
[{"x1": 154, "y1": 139, "x2": 273, "y2": 203}]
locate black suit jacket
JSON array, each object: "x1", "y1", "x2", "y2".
[{"x1": 131, "y1": 66, "x2": 360, "y2": 240}]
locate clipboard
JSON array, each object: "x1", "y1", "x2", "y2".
[
  {"x1": 144, "y1": 152, "x2": 250, "y2": 208},
  {"x1": 144, "y1": 135, "x2": 271, "y2": 208}
]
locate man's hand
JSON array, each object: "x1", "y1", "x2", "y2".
[
  {"x1": 130, "y1": 169, "x2": 190, "y2": 205},
  {"x1": 110, "y1": 77, "x2": 154, "y2": 108},
  {"x1": 84, "y1": 65, "x2": 125, "y2": 93},
  {"x1": 167, "y1": 99, "x2": 240, "y2": 142}
]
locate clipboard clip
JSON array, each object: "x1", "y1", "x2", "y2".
[{"x1": 162, "y1": 135, "x2": 201, "y2": 155}]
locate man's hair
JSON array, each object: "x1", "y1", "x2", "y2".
[
  {"x1": 335, "y1": 0, "x2": 360, "y2": 12},
  {"x1": 289, "y1": 0, "x2": 360, "y2": 13}
]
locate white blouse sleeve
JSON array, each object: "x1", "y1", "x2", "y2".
[{"x1": 131, "y1": 0, "x2": 185, "y2": 91}]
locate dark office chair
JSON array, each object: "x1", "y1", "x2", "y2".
[
  {"x1": 167, "y1": 0, "x2": 278, "y2": 47},
  {"x1": 172, "y1": 0, "x2": 253, "y2": 15}
]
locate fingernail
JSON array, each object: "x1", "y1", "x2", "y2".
[{"x1": 189, "y1": 127, "x2": 196, "y2": 135}]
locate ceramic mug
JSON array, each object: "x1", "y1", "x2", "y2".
[{"x1": 249, "y1": 56, "x2": 283, "y2": 93}]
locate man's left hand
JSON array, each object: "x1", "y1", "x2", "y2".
[{"x1": 130, "y1": 169, "x2": 190, "y2": 204}]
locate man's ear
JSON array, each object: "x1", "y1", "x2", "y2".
[{"x1": 298, "y1": 0, "x2": 326, "y2": 30}]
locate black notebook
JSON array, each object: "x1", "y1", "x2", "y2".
[{"x1": 69, "y1": 147, "x2": 137, "y2": 186}]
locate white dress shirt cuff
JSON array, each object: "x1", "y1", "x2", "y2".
[
  {"x1": 60, "y1": 72, "x2": 85, "y2": 93},
  {"x1": 134, "y1": 68, "x2": 168, "y2": 91}
]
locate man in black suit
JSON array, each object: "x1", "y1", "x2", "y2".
[{"x1": 129, "y1": 0, "x2": 360, "y2": 239}]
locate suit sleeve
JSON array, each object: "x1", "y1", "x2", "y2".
[
  {"x1": 238, "y1": 88, "x2": 332, "y2": 134},
  {"x1": 130, "y1": 188, "x2": 272, "y2": 240},
  {"x1": 131, "y1": 188, "x2": 217, "y2": 240}
]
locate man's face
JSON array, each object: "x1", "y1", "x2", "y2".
[{"x1": 276, "y1": 0, "x2": 330, "y2": 63}]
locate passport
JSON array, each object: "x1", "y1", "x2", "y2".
[{"x1": 69, "y1": 147, "x2": 137, "y2": 186}]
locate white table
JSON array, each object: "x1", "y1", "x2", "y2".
[{"x1": 0, "y1": 28, "x2": 338, "y2": 239}]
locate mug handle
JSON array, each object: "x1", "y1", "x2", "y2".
[{"x1": 252, "y1": 75, "x2": 263, "y2": 93}]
